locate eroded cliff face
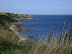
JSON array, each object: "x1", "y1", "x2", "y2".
[
  {"x1": 10, "y1": 23, "x2": 35, "y2": 46},
  {"x1": 0, "y1": 12, "x2": 35, "y2": 46}
]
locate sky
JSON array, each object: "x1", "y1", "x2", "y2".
[{"x1": 0, "y1": 0, "x2": 72, "y2": 15}]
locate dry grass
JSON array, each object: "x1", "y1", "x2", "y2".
[
  {"x1": 0, "y1": 31, "x2": 72, "y2": 54},
  {"x1": 28, "y1": 32, "x2": 72, "y2": 54},
  {"x1": 0, "y1": 27, "x2": 19, "y2": 44},
  {"x1": 0, "y1": 19, "x2": 72, "y2": 54},
  {"x1": 28, "y1": 21, "x2": 72, "y2": 54},
  {"x1": 2, "y1": 49, "x2": 24, "y2": 54}
]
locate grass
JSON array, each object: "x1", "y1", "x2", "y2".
[
  {"x1": 28, "y1": 20, "x2": 72, "y2": 54},
  {"x1": 28, "y1": 32, "x2": 72, "y2": 54},
  {"x1": 0, "y1": 28, "x2": 72, "y2": 54},
  {"x1": 0, "y1": 42, "x2": 32, "y2": 54},
  {"x1": 0, "y1": 26, "x2": 32, "y2": 54},
  {"x1": 0, "y1": 12, "x2": 33, "y2": 54},
  {"x1": 0, "y1": 13, "x2": 29, "y2": 28},
  {"x1": 0, "y1": 15, "x2": 16, "y2": 29},
  {"x1": 0, "y1": 32, "x2": 71, "y2": 54},
  {"x1": 0, "y1": 13, "x2": 72, "y2": 54},
  {"x1": 0, "y1": 28, "x2": 19, "y2": 44},
  {"x1": 6, "y1": 12, "x2": 29, "y2": 19}
]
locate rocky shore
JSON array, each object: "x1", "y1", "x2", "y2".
[
  {"x1": 10, "y1": 22, "x2": 35, "y2": 46},
  {"x1": 0, "y1": 12, "x2": 35, "y2": 46}
]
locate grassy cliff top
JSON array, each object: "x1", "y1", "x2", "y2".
[{"x1": 0, "y1": 12, "x2": 31, "y2": 28}]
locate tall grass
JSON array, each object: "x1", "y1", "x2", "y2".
[
  {"x1": 0, "y1": 27, "x2": 32, "y2": 54},
  {"x1": 0, "y1": 19, "x2": 72, "y2": 54},
  {"x1": 1, "y1": 31, "x2": 71, "y2": 54},
  {"x1": 29, "y1": 32, "x2": 72, "y2": 54},
  {"x1": 28, "y1": 20, "x2": 72, "y2": 54}
]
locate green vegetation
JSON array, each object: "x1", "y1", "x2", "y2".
[
  {"x1": 0, "y1": 28, "x2": 19, "y2": 44},
  {"x1": 28, "y1": 20, "x2": 72, "y2": 54},
  {"x1": 0, "y1": 28, "x2": 32, "y2": 54},
  {"x1": 0, "y1": 12, "x2": 72, "y2": 54},
  {"x1": 0, "y1": 42, "x2": 32, "y2": 54},
  {"x1": 6, "y1": 13, "x2": 29, "y2": 19},
  {"x1": 0, "y1": 30, "x2": 71, "y2": 54},
  {"x1": 0, "y1": 12, "x2": 33, "y2": 54},
  {"x1": 0, "y1": 15, "x2": 16, "y2": 27}
]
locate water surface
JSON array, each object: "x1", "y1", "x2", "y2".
[{"x1": 19, "y1": 15, "x2": 72, "y2": 41}]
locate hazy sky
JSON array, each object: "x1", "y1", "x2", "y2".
[{"x1": 0, "y1": 0, "x2": 72, "y2": 15}]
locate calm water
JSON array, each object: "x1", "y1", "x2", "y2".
[{"x1": 19, "y1": 15, "x2": 72, "y2": 41}]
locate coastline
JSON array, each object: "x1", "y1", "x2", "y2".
[
  {"x1": 0, "y1": 12, "x2": 35, "y2": 46},
  {"x1": 25, "y1": 18, "x2": 32, "y2": 19},
  {"x1": 0, "y1": 12, "x2": 72, "y2": 54},
  {"x1": 9, "y1": 18, "x2": 35, "y2": 46}
]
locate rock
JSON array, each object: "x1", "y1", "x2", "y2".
[
  {"x1": 18, "y1": 36, "x2": 35, "y2": 46},
  {"x1": 9, "y1": 23, "x2": 35, "y2": 46},
  {"x1": 0, "y1": 12, "x2": 35, "y2": 46}
]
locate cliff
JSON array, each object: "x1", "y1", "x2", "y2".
[
  {"x1": 0, "y1": 12, "x2": 32, "y2": 20},
  {"x1": 0, "y1": 12, "x2": 34, "y2": 46}
]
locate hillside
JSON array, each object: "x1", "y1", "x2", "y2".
[
  {"x1": 0, "y1": 12, "x2": 32, "y2": 28},
  {"x1": 0, "y1": 12, "x2": 35, "y2": 46}
]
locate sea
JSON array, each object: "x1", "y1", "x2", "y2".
[{"x1": 18, "y1": 15, "x2": 72, "y2": 41}]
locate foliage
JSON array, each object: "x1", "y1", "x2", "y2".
[
  {"x1": 0, "y1": 42, "x2": 32, "y2": 54},
  {"x1": 0, "y1": 15, "x2": 16, "y2": 28}
]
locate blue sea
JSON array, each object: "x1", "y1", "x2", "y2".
[{"x1": 19, "y1": 15, "x2": 72, "y2": 41}]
